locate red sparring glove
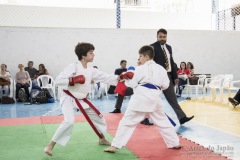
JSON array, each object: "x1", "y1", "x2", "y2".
[
  {"x1": 114, "y1": 81, "x2": 127, "y2": 96},
  {"x1": 69, "y1": 75, "x2": 85, "y2": 86},
  {"x1": 120, "y1": 72, "x2": 134, "y2": 80}
]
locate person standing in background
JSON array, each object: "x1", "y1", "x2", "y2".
[{"x1": 150, "y1": 28, "x2": 194, "y2": 125}]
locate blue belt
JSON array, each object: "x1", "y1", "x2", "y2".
[{"x1": 141, "y1": 83, "x2": 161, "y2": 90}]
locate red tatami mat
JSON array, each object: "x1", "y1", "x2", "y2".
[
  {"x1": 0, "y1": 115, "x2": 85, "y2": 126},
  {"x1": 104, "y1": 114, "x2": 229, "y2": 160},
  {"x1": 0, "y1": 114, "x2": 229, "y2": 160}
]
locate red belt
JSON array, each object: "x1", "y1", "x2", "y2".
[{"x1": 63, "y1": 90, "x2": 103, "y2": 138}]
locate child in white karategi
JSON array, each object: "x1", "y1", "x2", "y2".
[
  {"x1": 104, "y1": 45, "x2": 181, "y2": 153},
  {"x1": 44, "y1": 42, "x2": 119, "y2": 156}
]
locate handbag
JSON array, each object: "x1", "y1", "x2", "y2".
[
  {"x1": 1, "y1": 96, "x2": 15, "y2": 104},
  {"x1": 189, "y1": 76, "x2": 199, "y2": 85},
  {"x1": 18, "y1": 89, "x2": 28, "y2": 102},
  {"x1": 0, "y1": 78, "x2": 10, "y2": 86},
  {"x1": 34, "y1": 89, "x2": 53, "y2": 104}
]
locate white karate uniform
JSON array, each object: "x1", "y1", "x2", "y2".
[
  {"x1": 52, "y1": 61, "x2": 118, "y2": 146},
  {"x1": 111, "y1": 60, "x2": 180, "y2": 149}
]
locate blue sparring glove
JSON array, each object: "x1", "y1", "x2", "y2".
[{"x1": 127, "y1": 66, "x2": 135, "y2": 71}]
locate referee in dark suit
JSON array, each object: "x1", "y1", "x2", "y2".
[{"x1": 151, "y1": 28, "x2": 194, "y2": 125}]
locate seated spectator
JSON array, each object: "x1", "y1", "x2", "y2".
[
  {"x1": 36, "y1": 64, "x2": 49, "y2": 77},
  {"x1": 109, "y1": 60, "x2": 133, "y2": 113},
  {"x1": 228, "y1": 89, "x2": 240, "y2": 108},
  {"x1": 176, "y1": 62, "x2": 191, "y2": 97},
  {"x1": 186, "y1": 62, "x2": 194, "y2": 77},
  {"x1": 107, "y1": 60, "x2": 127, "y2": 94},
  {"x1": 0, "y1": 64, "x2": 11, "y2": 97},
  {"x1": 15, "y1": 64, "x2": 31, "y2": 101},
  {"x1": 25, "y1": 61, "x2": 38, "y2": 89},
  {"x1": 35, "y1": 63, "x2": 51, "y2": 88},
  {"x1": 92, "y1": 66, "x2": 107, "y2": 99}
]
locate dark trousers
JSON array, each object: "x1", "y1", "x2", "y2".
[
  {"x1": 16, "y1": 83, "x2": 30, "y2": 99},
  {"x1": 177, "y1": 78, "x2": 187, "y2": 95},
  {"x1": 115, "y1": 87, "x2": 134, "y2": 110},
  {"x1": 163, "y1": 74, "x2": 186, "y2": 120},
  {"x1": 234, "y1": 89, "x2": 240, "y2": 102}
]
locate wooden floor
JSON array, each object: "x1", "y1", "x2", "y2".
[{"x1": 180, "y1": 94, "x2": 240, "y2": 136}]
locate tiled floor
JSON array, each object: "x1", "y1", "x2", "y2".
[{"x1": 0, "y1": 93, "x2": 240, "y2": 160}]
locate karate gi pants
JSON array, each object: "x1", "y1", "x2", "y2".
[
  {"x1": 111, "y1": 109, "x2": 179, "y2": 149},
  {"x1": 52, "y1": 97, "x2": 107, "y2": 146}
]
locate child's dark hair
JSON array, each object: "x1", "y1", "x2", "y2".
[
  {"x1": 139, "y1": 45, "x2": 155, "y2": 59},
  {"x1": 120, "y1": 60, "x2": 127, "y2": 65},
  {"x1": 75, "y1": 42, "x2": 95, "y2": 60},
  {"x1": 157, "y1": 28, "x2": 167, "y2": 35}
]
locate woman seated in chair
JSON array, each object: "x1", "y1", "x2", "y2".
[
  {"x1": 176, "y1": 62, "x2": 191, "y2": 97},
  {"x1": 15, "y1": 64, "x2": 31, "y2": 102},
  {"x1": 0, "y1": 64, "x2": 11, "y2": 97},
  {"x1": 34, "y1": 64, "x2": 50, "y2": 89},
  {"x1": 36, "y1": 64, "x2": 49, "y2": 77},
  {"x1": 187, "y1": 62, "x2": 194, "y2": 77}
]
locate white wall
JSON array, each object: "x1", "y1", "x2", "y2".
[
  {"x1": 0, "y1": 27, "x2": 239, "y2": 80},
  {"x1": 0, "y1": 4, "x2": 212, "y2": 30}
]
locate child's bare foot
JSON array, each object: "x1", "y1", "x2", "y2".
[
  {"x1": 44, "y1": 141, "x2": 56, "y2": 157},
  {"x1": 99, "y1": 138, "x2": 111, "y2": 146},
  {"x1": 104, "y1": 146, "x2": 116, "y2": 153},
  {"x1": 44, "y1": 146, "x2": 53, "y2": 156}
]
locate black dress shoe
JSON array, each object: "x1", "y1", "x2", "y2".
[
  {"x1": 109, "y1": 109, "x2": 121, "y2": 113},
  {"x1": 228, "y1": 98, "x2": 239, "y2": 108},
  {"x1": 140, "y1": 118, "x2": 154, "y2": 125},
  {"x1": 179, "y1": 116, "x2": 194, "y2": 125}
]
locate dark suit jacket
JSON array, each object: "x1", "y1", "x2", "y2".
[{"x1": 151, "y1": 41, "x2": 178, "y2": 85}]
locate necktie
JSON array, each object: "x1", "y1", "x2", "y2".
[{"x1": 162, "y1": 46, "x2": 169, "y2": 71}]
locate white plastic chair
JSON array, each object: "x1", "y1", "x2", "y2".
[
  {"x1": 88, "y1": 83, "x2": 95, "y2": 99},
  {"x1": 89, "y1": 82, "x2": 109, "y2": 99},
  {"x1": 95, "y1": 83, "x2": 108, "y2": 99},
  {"x1": 220, "y1": 75, "x2": 234, "y2": 102},
  {"x1": 229, "y1": 80, "x2": 240, "y2": 92},
  {"x1": 203, "y1": 75, "x2": 225, "y2": 102},
  {"x1": 37, "y1": 75, "x2": 56, "y2": 100},
  {"x1": 186, "y1": 75, "x2": 206, "y2": 99},
  {"x1": 9, "y1": 79, "x2": 14, "y2": 98}
]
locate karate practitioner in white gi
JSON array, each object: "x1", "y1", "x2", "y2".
[
  {"x1": 104, "y1": 45, "x2": 181, "y2": 153},
  {"x1": 44, "y1": 42, "x2": 119, "y2": 156}
]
